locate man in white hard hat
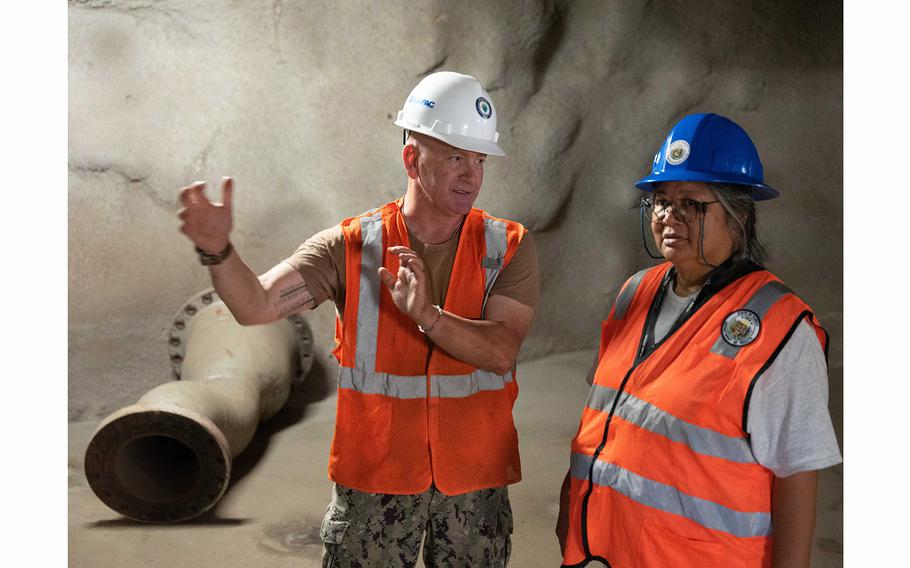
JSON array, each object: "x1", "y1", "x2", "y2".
[{"x1": 177, "y1": 71, "x2": 538, "y2": 567}]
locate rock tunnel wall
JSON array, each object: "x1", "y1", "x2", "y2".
[{"x1": 69, "y1": 0, "x2": 843, "y2": 440}]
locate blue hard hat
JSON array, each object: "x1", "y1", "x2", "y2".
[{"x1": 634, "y1": 113, "x2": 779, "y2": 200}]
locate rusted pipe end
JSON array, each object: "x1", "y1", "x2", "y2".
[{"x1": 84, "y1": 403, "x2": 231, "y2": 523}]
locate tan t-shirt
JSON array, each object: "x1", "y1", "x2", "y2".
[{"x1": 285, "y1": 222, "x2": 539, "y2": 316}]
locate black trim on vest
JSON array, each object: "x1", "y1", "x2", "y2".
[
  {"x1": 820, "y1": 318, "x2": 830, "y2": 364},
  {"x1": 741, "y1": 310, "x2": 817, "y2": 435},
  {"x1": 561, "y1": 555, "x2": 612, "y2": 568}
]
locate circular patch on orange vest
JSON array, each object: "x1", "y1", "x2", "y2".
[{"x1": 722, "y1": 309, "x2": 761, "y2": 347}]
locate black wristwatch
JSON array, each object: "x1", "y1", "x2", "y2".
[{"x1": 195, "y1": 242, "x2": 233, "y2": 266}]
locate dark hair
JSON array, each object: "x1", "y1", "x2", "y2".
[{"x1": 707, "y1": 183, "x2": 767, "y2": 266}]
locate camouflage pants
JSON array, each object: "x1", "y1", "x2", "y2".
[{"x1": 320, "y1": 483, "x2": 513, "y2": 568}]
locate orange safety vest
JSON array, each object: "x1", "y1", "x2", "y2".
[
  {"x1": 328, "y1": 199, "x2": 527, "y2": 495},
  {"x1": 562, "y1": 261, "x2": 827, "y2": 568}
]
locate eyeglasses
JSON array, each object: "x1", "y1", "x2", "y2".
[{"x1": 640, "y1": 196, "x2": 720, "y2": 224}]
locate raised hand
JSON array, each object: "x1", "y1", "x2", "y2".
[
  {"x1": 378, "y1": 246, "x2": 436, "y2": 328},
  {"x1": 177, "y1": 177, "x2": 234, "y2": 254}
]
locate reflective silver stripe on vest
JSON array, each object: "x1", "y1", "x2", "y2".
[
  {"x1": 482, "y1": 218, "x2": 508, "y2": 312},
  {"x1": 339, "y1": 367, "x2": 426, "y2": 399},
  {"x1": 710, "y1": 281, "x2": 792, "y2": 359},
  {"x1": 586, "y1": 385, "x2": 756, "y2": 463},
  {"x1": 613, "y1": 268, "x2": 650, "y2": 321},
  {"x1": 570, "y1": 453, "x2": 771, "y2": 538},
  {"x1": 339, "y1": 368, "x2": 512, "y2": 399},
  {"x1": 355, "y1": 212, "x2": 383, "y2": 371},
  {"x1": 430, "y1": 369, "x2": 513, "y2": 398}
]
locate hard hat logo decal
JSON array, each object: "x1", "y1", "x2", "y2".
[
  {"x1": 634, "y1": 113, "x2": 779, "y2": 199},
  {"x1": 475, "y1": 97, "x2": 492, "y2": 119},
  {"x1": 721, "y1": 310, "x2": 761, "y2": 347},
  {"x1": 408, "y1": 95, "x2": 436, "y2": 108},
  {"x1": 666, "y1": 139, "x2": 690, "y2": 165}
]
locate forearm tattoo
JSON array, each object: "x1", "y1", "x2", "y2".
[{"x1": 274, "y1": 282, "x2": 315, "y2": 316}]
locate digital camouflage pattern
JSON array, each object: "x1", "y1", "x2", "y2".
[{"x1": 320, "y1": 483, "x2": 512, "y2": 567}]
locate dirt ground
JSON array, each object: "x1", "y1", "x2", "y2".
[{"x1": 68, "y1": 350, "x2": 843, "y2": 567}]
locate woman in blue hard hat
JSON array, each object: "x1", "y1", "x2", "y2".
[{"x1": 556, "y1": 113, "x2": 842, "y2": 568}]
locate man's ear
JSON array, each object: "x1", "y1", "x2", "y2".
[{"x1": 402, "y1": 142, "x2": 419, "y2": 180}]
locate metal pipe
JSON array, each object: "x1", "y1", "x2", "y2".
[{"x1": 84, "y1": 289, "x2": 313, "y2": 523}]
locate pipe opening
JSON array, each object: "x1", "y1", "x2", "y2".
[{"x1": 115, "y1": 435, "x2": 202, "y2": 502}]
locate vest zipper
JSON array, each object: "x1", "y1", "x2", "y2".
[{"x1": 579, "y1": 364, "x2": 636, "y2": 561}]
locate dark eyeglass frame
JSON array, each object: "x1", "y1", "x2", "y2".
[{"x1": 640, "y1": 196, "x2": 721, "y2": 224}]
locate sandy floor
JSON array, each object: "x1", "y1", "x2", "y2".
[{"x1": 68, "y1": 349, "x2": 842, "y2": 567}]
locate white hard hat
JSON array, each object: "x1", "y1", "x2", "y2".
[{"x1": 395, "y1": 71, "x2": 505, "y2": 156}]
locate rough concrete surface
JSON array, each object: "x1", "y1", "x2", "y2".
[
  {"x1": 69, "y1": 0, "x2": 843, "y2": 565},
  {"x1": 69, "y1": 351, "x2": 843, "y2": 567}
]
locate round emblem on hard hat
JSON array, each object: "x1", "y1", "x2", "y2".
[
  {"x1": 475, "y1": 97, "x2": 492, "y2": 119},
  {"x1": 666, "y1": 139, "x2": 691, "y2": 165},
  {"x1": 721, "y1": 310, "x2": 761, "y2": 347}
]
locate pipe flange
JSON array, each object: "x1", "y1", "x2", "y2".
[
  {"x1": 167, "y1": 288, "x2": 315, "y2": 381},
  {"x1": 167, "y1": 288, "x2": 219, "y2": 378},
  {"x1": 285, "y1": 312, "x2": 315, "y2": 383}
]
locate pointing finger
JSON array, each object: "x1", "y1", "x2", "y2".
[
  {"x1": 190, "y1": 181, "x2": 209, "y2": 205},
  {"x1": 405, "y1": 259, "x2": 423, "y2": 275},
  {"x1": 221, "y1": 177, "x2": 233, "y2": 211},
  {"x1": 407, "y1": 260, "x2": 426, "y2": 285},
  {"x1": 178, "y1": 186, "x2": 195, "y2": 208},
  {"x1": 396, "y1": 254, "x2": 417, "y2": 266},
  {"x1": 389, "y1": 246, "x2": 416, "y2": 256},
  {"x1": 403, "y1": 257, "x2": 425, "y2": 274}
]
